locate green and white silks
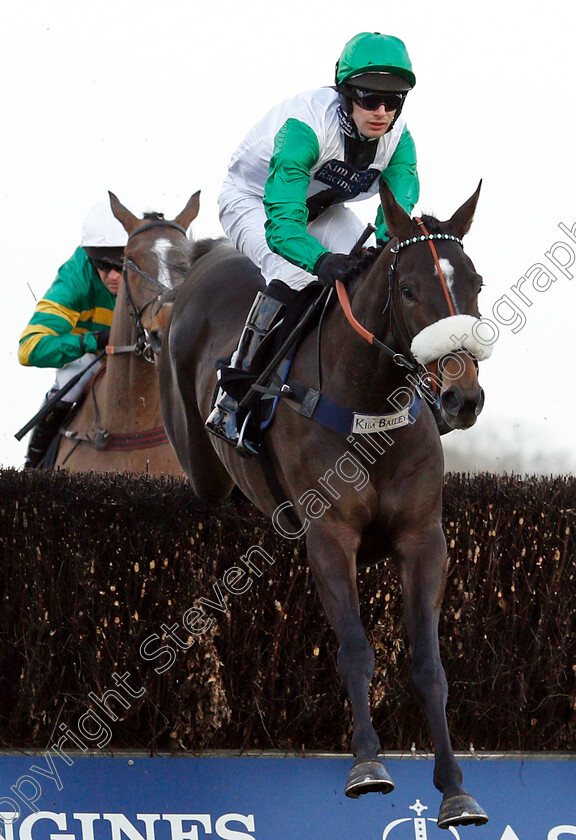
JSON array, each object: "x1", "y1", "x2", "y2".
[{"x1": 219, "y1": 87, "x2": 419, "y2": 290}]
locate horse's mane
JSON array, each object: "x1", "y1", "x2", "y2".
[
  {"x1": 190, "y1": 237, "x2": 227, "y2": 262},
  {"x1": 417, "y1": 214, "x2": 444, "y2": 233},
  {"x1": 143, "y1": 212, "x2": 166, "y2": 222}
]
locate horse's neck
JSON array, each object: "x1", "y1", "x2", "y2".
[
  {"x1": 319, "y1": 260, "x2": 407, "y2": 410},
  {"x1": 96, "y1": 353, "x2": 162, "y2": 429},
  {"x1": 96, "y1": 301, "x2": 162, "y2": 429},
  {"x1": 109, "y1": 283, "x2": 135, "y2": 349},
  {"x1": 348, "y1": 251, "x2": 395, "y2": 338}
]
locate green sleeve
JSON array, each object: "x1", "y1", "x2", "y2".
[
  {"x1": 18, "y1": 247, "x2": 114, "y2": 368},
  {"x1": 375, "y1": 126, "x2": 420, "y2": 241},
  {"x1": 263, "y1": 118, "x2": 328, "y2": 274}
]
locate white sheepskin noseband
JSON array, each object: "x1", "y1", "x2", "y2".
[{"x1": 410, "y1": 315, "x2": 495, "y2": 365}]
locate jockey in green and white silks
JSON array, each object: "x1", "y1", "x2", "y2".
[
  {"x1": 207, "y1": 32, "x2": 419, "y2": 453},
  {"x1": 219, "y1": 32, "x2": 419, "y2": 291}
]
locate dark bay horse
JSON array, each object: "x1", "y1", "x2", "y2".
[
  {"x1": 54, "y1": 192, "x2": 200, "y2": 476},
  {"x1": 159, "y1": 182, "x2": 492, "y2": 828}
]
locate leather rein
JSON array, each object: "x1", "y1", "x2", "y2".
[{"x1": 335, "y1": 222, "x2": 464, "y2": 389}]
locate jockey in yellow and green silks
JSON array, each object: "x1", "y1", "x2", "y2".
[{"x1": 18, "y1": 200, "x2": 126, "y2": 468}]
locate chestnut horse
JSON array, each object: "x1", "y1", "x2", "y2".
[
  {"x1": 53, "y1": 192, "x2": 200, "y2": 475},
  {"x1": 159, "y1": 182, "x2": 493, "y2": 828}
]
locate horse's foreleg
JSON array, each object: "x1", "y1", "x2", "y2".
[
  {"x1": 395, "y1": 524, "x2": 488, "y2": 828},
  {"x1": 307, "y1": 524, "x2": 394, "y2": 798}
]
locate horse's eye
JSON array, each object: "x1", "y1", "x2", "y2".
[{"x1": 401, "y1": 285, "x2": 415, "y2": 301}]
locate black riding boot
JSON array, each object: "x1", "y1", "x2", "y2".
[
  {"x1": 24, "y1": 400, "x2": 71, "y2": 469},
  {"x1": 205, "y1": 282, "x2": 295, "y2": 455}
]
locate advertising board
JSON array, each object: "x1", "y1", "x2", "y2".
[{"x1": 1, "y1": 754, "x2": 575, "y2": 840}]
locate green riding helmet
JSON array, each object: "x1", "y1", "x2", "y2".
[{"x1": 335, "y1": 31, "x2": 416, "y2": 94}]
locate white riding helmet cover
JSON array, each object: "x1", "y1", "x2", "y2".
[{"x1": 81, "y1": 199, "x2": 128, "y2": 248}]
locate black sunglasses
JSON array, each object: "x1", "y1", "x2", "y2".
[
  {"x1": 91, "y1": 258, "x2": 124, "y2": 273},
  {"x1": 351, "y1": 89, "x2": 405, "y2": 112}
]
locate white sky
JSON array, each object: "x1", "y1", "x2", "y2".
[{"x1": 2, "y1": 0, "x2": 576, "y2": 472}]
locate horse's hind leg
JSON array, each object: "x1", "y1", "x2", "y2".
[
  {"x1": 395, "y1": 522, "x2": 488, "y2": 828},
  {"x1": 307, "y1": 524, "x2": 394, "y2": 798}
]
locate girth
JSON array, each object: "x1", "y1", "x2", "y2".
[
  {"x1": 60, "y1": 425, "x2": 169, "y2": 451},
  {"x1": 282, "y1": 380, "x2": 422, "y2": 436}
]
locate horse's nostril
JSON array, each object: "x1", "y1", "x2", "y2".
[
  {"x1": 441, "y1": 390, "x2": 462, "y2": 414},
  {"x1": 149, "y1": 329, "x2": 164, "y2": 353},
  {"x1": 475, "y1": 388, "x2": 485, "y2": 415}
]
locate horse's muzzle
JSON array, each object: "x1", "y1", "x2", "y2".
[
  {"x1": 146, "y1": 301, "x2": 175, "y2": 357},
  {"x1": 441, "y1": 385, "x2": 485, "y2": 430},
  {"x1": 147, "y1": 328, "x2": 164, "y2": 355}
]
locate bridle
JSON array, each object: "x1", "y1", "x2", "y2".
[
  {"x1": 58, "y1": 217, "x2": 189, "y2": 457},
  {"x1": 111, "y1": 218, "x2": 188, "y2": 363},
  {"x1": 336, "y1": 223, "x2": 465, "y2": 383},
  {"x1": 391, "y1": 221, "x2": 467, "y2": 391},
  {"x1": 396, "y1": 223, "x2": 460, "y2": 318}
]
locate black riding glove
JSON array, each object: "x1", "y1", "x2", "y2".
[
  {"x1": 95, "y1": 330, "x2": 111, "y2": 350},
  {"x1": 314, "y1": 252, "x2": 354, "y2": 288}
]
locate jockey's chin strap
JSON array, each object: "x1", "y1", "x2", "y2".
[{"x1": 335, "y1": 221, "x2": 463, "y2": 382}]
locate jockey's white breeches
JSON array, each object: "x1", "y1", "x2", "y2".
[
  {"x1": 218, "y1": 188, "x2": 368, "y2": 291},
  {"x1": 48, "y1": 354, "x2": 103, "y2": 403}
]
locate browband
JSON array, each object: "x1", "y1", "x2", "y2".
[
  {"x1": 391, "y1": 233, "x2": 463, "y2": 253},
  {"x1": 127, "y1": 219, "x2": 188, "y2": 242}
]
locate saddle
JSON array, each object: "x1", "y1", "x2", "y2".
[
  {"x1": 41, "y1": 402, "x2": 81, "y2": 469},
  {"x1": 214, "y1": 283, "x2": 328, "y2": 446}
]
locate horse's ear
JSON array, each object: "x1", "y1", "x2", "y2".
[
  {"x1": 379, "y1": 180, "x2": 415, "y2": 241},
  {"x1": 447, "y1": 180, "x2": 482, "y2": 239},
  {"x1": 174, "y1": 190, "x2": 201, "y2": 231},
  {"x1": 109, "y1": 191, "x2": 140, "y2": 235}
]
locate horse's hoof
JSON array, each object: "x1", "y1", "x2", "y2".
[
  {"x1": 437, "y1": 793, "x2": 489, "y2": 828},
  {"x1": 344, "y1": 759, "x2": 395, "y2": 798}
]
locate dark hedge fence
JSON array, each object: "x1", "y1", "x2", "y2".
[{"x1": 0, "y1": 468, "x2": 574, "y2": 754}]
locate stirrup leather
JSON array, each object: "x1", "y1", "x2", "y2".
[{"x1": 205, "y1": 290, "x2": 287, "y2": 456}]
